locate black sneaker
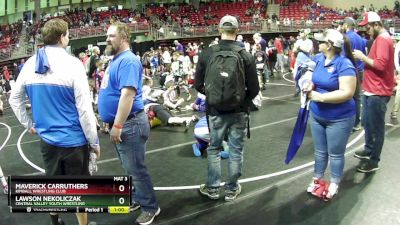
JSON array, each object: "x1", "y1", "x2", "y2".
[
  {"x1": 199, "y1": 184, "x2": 219, "y2": 200},
  {"x1": 225, "y1": 184, "x2": 242, "y2": 202},
  {"x1": 136, "y1": 207, "x2": 160, "y2": 225},
  {"x1": 357, "y1": 161, "x2": 379, "y2": 173},
  {"x1": 354, "y1": 150, "x2": 371, "y2": 160},
  {"x1": 130, "y1": 202, "x2": 141, "y2": 212}
]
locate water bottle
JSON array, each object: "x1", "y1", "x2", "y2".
[{"x1": 88, "y1": 152, "x2": 98, "y2": 175}]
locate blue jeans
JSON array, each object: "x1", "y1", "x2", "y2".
[
  {"x1": 114, "y1": 111, "x2": 158, "y2": 212},
  {"x1": 362, "y1": 95, "x2": 391, "y2": 164},
  {"x1": 263, "y1": 67, "x2": 270, "y2": 81},
  {"x1": 310, "y1": 113, "x2": 355, "y2": 184},
  {"x1": 206, "y1": 112, "x2": 248, "y2": 191}
]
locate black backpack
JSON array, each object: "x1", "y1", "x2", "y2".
[{"x1": 205, "y1": 45, "x2": 246, "y2": 111}]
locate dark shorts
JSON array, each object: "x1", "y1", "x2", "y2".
[
  {"x1": 40, "y1": 140, "x2": 90, "y2": 176},
  {"x1": 152, "y1": 105, "x2": 171, "y2": 125}
]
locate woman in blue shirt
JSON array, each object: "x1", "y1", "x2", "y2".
[{"x1": 303, "y1": 29, "x2": 357, "y2": 201}]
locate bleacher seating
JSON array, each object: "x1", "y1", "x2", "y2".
[
  {"x1": 0, "y1": 22, "x2": 23, "y2": 50},
  {"x1": 279, "y1": 0, "x2": 397, "y2": 22},
  {"x1": 1, "y1": 0, "x2": 400, "y2": 55},
  {"x1": 147, "y1": 1, "x2": 265, "y2": 26},
  {"x1": 279, "y1": 0, "x2": 345, "y2": 21}
]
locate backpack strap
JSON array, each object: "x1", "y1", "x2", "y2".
[
  {"x1": 231, "y1": 44, "x2": 245, "y2": 54},
  {"x1": 231, "y1": 45, "x2": 251, "y2": 139}
]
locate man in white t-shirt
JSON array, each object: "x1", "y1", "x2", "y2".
[{"x1": 162, "y1": 47, "x2": 171, "y2": 71}]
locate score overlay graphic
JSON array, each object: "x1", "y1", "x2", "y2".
[{"x1": 8, "y1": 176, "x2": 131, "y2": 213}]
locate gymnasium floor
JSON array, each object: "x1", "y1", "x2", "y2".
[{"x1": 0, "y1": 74, "x2": 399, "y2": 225}]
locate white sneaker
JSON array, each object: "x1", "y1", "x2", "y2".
[
  {"x1": 324, "y1": 183, "x2": 339, "y2": 201},
  {"x1": 306, "y1": 178, "x2": 320, "y2": 193}
]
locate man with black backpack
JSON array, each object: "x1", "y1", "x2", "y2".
[{"x1": 194, "y1": 15, "x2": 259, "y2": 201}]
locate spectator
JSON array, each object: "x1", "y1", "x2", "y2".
[
  {"x1": 97, "y1": 22, "x2": 160, "y2": 225},
  {"x1": 236, "y1": 34, "x2": 245, "y2": 48},
  {"x1": 162, "y1": 47, "x2": 172, "y2": 71},
  {"x1": 253, "y1": 33, "x2": 267, "y2": 53},
  {"x1": 395, "y1": 1, "x2": 400, "y2": 16},
  {"x1": 9, "y1": 18, "x2": 100, "y2": 225},
  {"x1": 353, "y1": 12, "x2": 395, "y2": 173},
  {"x1": 254, "y1": 44, "x2": 269, "y2": 90},
  {"x1": 266, "y1": 40, "x2": 277, "y2": 77},
  {"x1": 195, "y1": 15, "x2": 259, "y2": 201},
  {"x1": 338, "y1": 17, "x2": 367, "y2": 131},
  {"x1": 18, "y1": 59, "x2": 25, "y2": 72},
  {"x1": 88, "y1": 46, "x2": 100, "y2": 78},
  {"x1": 271, "y1": 13, "x2": 278, "y2": 22},
  {"x1": 293, "y1": 29, "x2": 313, "y2": 96},
  {"x1": 274, "y1": 36, "x2": 285, "y2": 74},
  {"x1": 174, "y1": 40, "x2": 184, "y2": 53},
  {"x1": 2, "y1": 66, "x2": 10, "y2": 82},
  {"x1": 12, "y1": 63, "x2": 19, "y2": 81},
  {"x1": 305, "y1": 29, "x2": 357, "y2": 201}
]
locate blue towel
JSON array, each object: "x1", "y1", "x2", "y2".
[
  {"x1": 35, "y1": 47, "x2": 50, "y2": 74},
  {"x1": 285, "y1": 92, "x2": 310, "y2": 164},
  {"x1": 285, "y1": 105, "x2": 309, "y2": 164}
]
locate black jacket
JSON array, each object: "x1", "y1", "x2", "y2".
[{"x1": 194, "y1": 40, "x2": 259, "y2": 115}]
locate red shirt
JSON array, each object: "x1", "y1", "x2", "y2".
[
  {"x1": 3, "y1": 69, "x2": 10, "y2": 81},
  {"x1": 274, "y1": 39, "x2": 283, "y2": 54},
  {"x1": 363, "y1": 32, "x2": 395, "y2": 96}
]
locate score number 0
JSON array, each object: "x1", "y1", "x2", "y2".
[{"x1": 118, "y1": 184, "x2": 127, "y2": 205}]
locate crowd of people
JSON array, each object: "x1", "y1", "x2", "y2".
[
  {"x1": 0, "y1": 21, "x2": 23, "y2": 47},
  {"x1": 280, "y1": 1, "x2": 399, "y2": 21},
  {"x1": 0, "y1": 0, "x2": 399, "y2": 224},
  {"x1": 0, "y1": 0, "x2": 399, "y2": 55}
]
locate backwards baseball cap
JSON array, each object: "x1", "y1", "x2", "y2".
[
  {"x1": 343, "y1": 17, "x2": 356, "y2": 26},
  {"x1": 359, "y1": 11, "x2": 381, "y2": 26},
  {"x1": 219, "y1": 15, "x2": 239, "y2": 29},
  {"x1": 314, "y1": 29, "x2": 344, "y2": 48}
]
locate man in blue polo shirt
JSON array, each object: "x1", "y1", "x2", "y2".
[
  {"x1": 98, "y1": 22, "x2": 160, "y2": 225},
  {"x1": 174, "y1": 40, "x2": 184, "y2": 53},
  {"x1": 339, "y1": 17, "x2": 367, "y2": 131}
]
